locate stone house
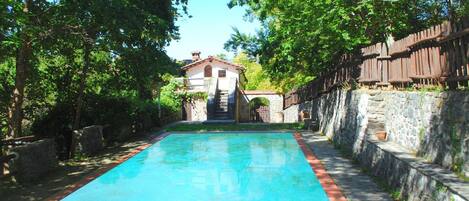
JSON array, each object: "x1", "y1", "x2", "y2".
[{"x1": 177, "y1": 51, "x2": 284, "y2": 123}]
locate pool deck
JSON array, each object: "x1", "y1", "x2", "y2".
[
  {"x1": 300, "y1": 131, "x2": 393, "y2": 201},
  {"x1": 47, "y1": 130, "x2": 392, "y2": 201}
]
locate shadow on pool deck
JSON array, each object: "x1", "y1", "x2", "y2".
[
  {"x1": 301, "y1": 131, "x2": 393, "y2": 201},
  {"x1": 0, "y1": 137, "x2": 152, "y2": 201}
]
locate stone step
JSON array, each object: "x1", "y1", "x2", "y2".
[
  {"x1": 213, "y1": 117, "x2": 230, "y2": 120},
  {"x1": 214, "y1": 116, "x2": 229, "y2": 120}
]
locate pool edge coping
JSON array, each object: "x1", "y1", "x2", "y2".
[
  {"x1": 48, "y1": 131, "x2": 347, "y2": 201},
  {"x1": 293, "y1": 132, "x2": 348, "y2": 201},
  {"x1": 47, "y1": 132, "x2": 171, "y2": 201}
]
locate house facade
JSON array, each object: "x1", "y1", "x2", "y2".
[
  {"x1": 177, "y1": 51, "x2": 283, "y2": 123},
  {"x1": 181, "y1": 51, "x2": 245, "y2": 93}
]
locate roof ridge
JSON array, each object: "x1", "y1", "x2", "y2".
[{"x1": 181, "y1": 56, "x2": 245, "y2": 71}]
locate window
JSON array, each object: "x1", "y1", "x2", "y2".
[
  {"x1": 204, "y1": 65, "x2": 212, "y2": 77},
  {"x1": 218, "y1": 70, "x2": 226, "y2": 77}
]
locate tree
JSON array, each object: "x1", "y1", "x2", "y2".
[
  {"x1": 226, "y1": 0, "x2": 468, "y2": 91},
  {"x1": 232, "y1": 52, "x2": 279, "y2": 91},
  {"x1": 0, "y1": 0, "x2": 188, "y2": 142},
  {"x1": 50, "y1": 0, "x2": 187, "y2": 131},
  {"x1": 3, "y1": 0, "x2": 54, "y2": 138}
]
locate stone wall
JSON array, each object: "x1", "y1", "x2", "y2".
[
  {"x1": 284, "y1": 89, "x2": 469, "y2": 200},
  {"x1": 74, "y1": 125, "x2": 104, "y2": 156},
  {"x1": 7, "y1": 139, "x2": 58, "y2": 182},
  {"x1": 190, "y1": 99, "x2": 207, "y2": 121},
  {"x1": 238, "y1": 91, "x2": 284, "y2": 123},
  {"x1": 282, "y1": 104, "x2": 299, "y2": 123},
  {"x1": 360, "y1": 138, "x2": 467, "y2": 201}
]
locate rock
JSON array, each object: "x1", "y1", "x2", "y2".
[
  {"x1": 8, "y1": 139, "x2": 58, "y2": 183},
  {"x1": 73, "y1": 125, "x2": 104, "y2": 156}
]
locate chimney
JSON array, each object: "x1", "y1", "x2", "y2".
[{"x1": 191, "y1": 51, "x2": 201, "y2": 62}]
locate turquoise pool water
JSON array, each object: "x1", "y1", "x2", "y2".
[{"x1": 63, "y1": 133, "x2": 329, "y2": 201}]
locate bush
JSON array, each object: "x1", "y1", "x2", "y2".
[
  {"x1": 31, "y1": 102, "x2": 74, "y2": 159},
  {"x1": 31, "y1": 93, "x2": 181, "y2": 159}
]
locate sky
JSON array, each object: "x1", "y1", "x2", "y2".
[{"x1": 165, "y1": 0, "x2": 260, "y2": 61}]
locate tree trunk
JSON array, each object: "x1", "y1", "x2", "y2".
[
  {"x1": 70, "y1": 43, "x2": 91, "y2": 158},
  {"x1": 138, "y1": 82, "x2": 152, "y2": 100},
  {"x1": 72, "y1": 44, "x2": 91, "y2": 130},
  {"x1": 7, "y1": 1, "x2": 32, "y2": 139}
]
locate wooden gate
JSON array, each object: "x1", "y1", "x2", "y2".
[{"x1": 250, "y1": 106, "x2": 270, "y2": 122}]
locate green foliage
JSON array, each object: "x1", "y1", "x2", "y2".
[
  {"x1": 160, "y1": 75, "x2": 208, "y2": 115},
  {"x1": 0, "y1": 1, "x2": 188, "y2": 140},
  {"x1": 0, "y1": 59, "x2": 15, "y2": 137},
  {"x1": 160, "y1": 75, "x2": 185, "y2": 112},
  {"x1": 249, "y1": 97, "x2": 270, "y2": 110},
  {"x1": 31, "y1": 93, "x2": 178, "y2": 158},
  {"x1": 183, "y1": 91, "x2": 208, "y2": 101},
  {"x1": 226, "y1": 0, "x2": 468, "y2": 91},
  {"x1": 233, "y1": 52, "x2": 280, "y2": 91},
  {"x1": 215, "y1": 53, "x2": 229, "y2": 60},
  {"x1": 449, "y1": 124, "x2": 462, "y2": 172}
]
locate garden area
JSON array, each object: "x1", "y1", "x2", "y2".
[
  {"x1": 1, "y1": 0, "x2": 190, "y2": 138},
  {"x1": 0, "y1": 0, "x2": 189, "y2": 188},
  {"x1": 1, "y1": 0, "x2": 469, "y2": 201}
]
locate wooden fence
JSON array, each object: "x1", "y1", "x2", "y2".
[{"x1": 284, "y1": 19, "x2": 469, "y2": 109}]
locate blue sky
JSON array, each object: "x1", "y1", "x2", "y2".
[{"x1": 166, "y1": 0, "x2": 260, "y2": 61}]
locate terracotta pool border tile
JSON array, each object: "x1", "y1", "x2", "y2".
[
  {"x1": 294, "y1": 132, "x2": 348, "y2": 201},
  {"x1": 49, "y1": 131, "x2": 347, "y2": 201},
  {"x1": 47, "y1": 132, "x2": 170, "y2": 201}
]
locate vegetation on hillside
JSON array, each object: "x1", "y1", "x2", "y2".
[
  {"x1": 225, "y1": 0, "x2": 469, "y2": 91},
  {"x1": 0, "y1": 1, "x2": 188, "y2": 157},
  {"x1": 232, "y1": 52, "x2": 281, "y2": 91}
]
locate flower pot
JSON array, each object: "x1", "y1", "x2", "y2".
[{"x1": 375, "y1": 131, "x2": 387, "y2": 141}]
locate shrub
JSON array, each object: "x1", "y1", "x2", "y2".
[{"x1": 31, "y1": 93, "x2": 181, "y2": 159}]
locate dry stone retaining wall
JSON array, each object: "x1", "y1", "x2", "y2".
[{"x1": 284, "y1": 89, "x2": 469, "y2": 201}]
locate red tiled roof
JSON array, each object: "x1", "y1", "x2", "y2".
[{"x1": 181, "y1": 56, "x2": 245, "y2": 71}]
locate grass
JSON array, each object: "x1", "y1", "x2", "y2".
[{"x1": 165, "y1": 122, "x2": 305, "y2": 132}]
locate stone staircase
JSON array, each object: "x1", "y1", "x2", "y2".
[{"x1": 214, "y1": 90, "x2": 230, "y2": 120}]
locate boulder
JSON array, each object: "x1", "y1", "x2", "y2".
[
  {"x1": 8, "y1": 139, "x2": 58, "y2": 183},
  {"x1": 73, "y1": 125, "x2": 104, "y2": 156}
]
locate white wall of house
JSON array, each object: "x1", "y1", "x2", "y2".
[{"x1": 185, "y1": 60, "x2": 241, "y2": 89}]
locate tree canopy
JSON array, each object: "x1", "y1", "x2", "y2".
[
  {"x1": 225, "y1": 0, "x2": 469, "y2": 91},
  {"x1": 233, "y1": 52, "x2": 279, "y2": 91},
  {"x1": 0, "y1": 0, "x2": 188, "y2": 141}
]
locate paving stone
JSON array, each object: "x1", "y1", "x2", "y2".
[{"x1": 300, "y1": 132, "x2": 393, "y2": 201}]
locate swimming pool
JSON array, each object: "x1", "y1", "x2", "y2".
[{"x1": 63, "y1": 133, "x2": 329, "y2": 201}]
